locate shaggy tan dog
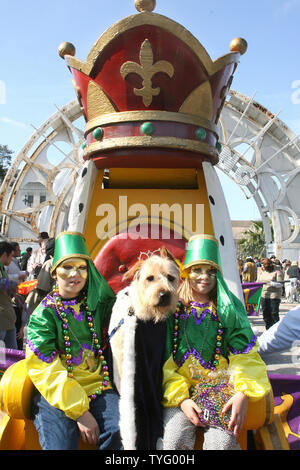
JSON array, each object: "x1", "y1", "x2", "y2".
[{"x1": 108, "y1": 247, "x2": 179, "y2": 449}]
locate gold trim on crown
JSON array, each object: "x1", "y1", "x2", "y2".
[
  {"x1": 86, "y1": 81, "x2": 117, "y2": 119},
  {"x1": 179, "y1": 82, "x2": 213, "y2": 121},
  {"x1": 84, "y1": 110, "x2": 219, "y2": 137},
  {"x1": 65, "y1": 12, "x2": 239, "y2": 79},
  {"x1": 85, "y1": 137, "x2": 219, "y2": 163}
]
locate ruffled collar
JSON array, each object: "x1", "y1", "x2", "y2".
[
  {"x1": 176, "y1": 299, "x2": 219, "y2": 324},
  {"x1": 42, "y1": 290, "x2": 87, "y2": 322}
]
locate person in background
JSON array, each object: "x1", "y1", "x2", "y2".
[
  {"x1": 4, "y1": 242, "x2": 29, "y2": 349},
  {"x1": 27, "y1": 232, "x2": 49, "y2": 279},
  {"x1": 36, "y1": 237, "x2": 55, "y2": 294},
  {"x1": 273, "y1": 259, "x2": 284, "y2": 302},
  {"x1": 257, "y1": 258, "x2": 283, "y2": 330},
  {"x1": 281, "y1": 259, "x2": 288, "y2": 300},
  {"x1": 242, "y1": 256, "x2": 257, "y2": 282},
  {"x1": 26, "y1": 238, "x2": 56, "y2": 315},
  {"x1": 273, "y1": 259, "x2": 282, "y2": 271},
  {"x1": 237, "y1": 258, "x2": 243, "y2": 282},
  {"x1": 0, "y1": 241, "x2": 18, "y2": 349},
  {"x1": 5, "y1": 242, "x2": 27, "y2": 283},
  {"x1": 20, "y1": 247, "x2": 33, "y2": 271},
  {"x1": 284, "y1": 260, "x2": 292, "y2": 302},
  {"x1": 286, "y1": 261, "x2": 300, "y2": 303}
]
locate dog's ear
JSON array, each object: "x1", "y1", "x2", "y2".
[
  {"x1": 160, "y1": 246, "x2": 177, "y2": 264},
  {"x1": 122, "y1": 259, "x2": 144, "y2": 282}
]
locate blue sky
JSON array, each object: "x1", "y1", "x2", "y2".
[{"x1": 1, "y1": 0, "x2": 299, "y2": 220}]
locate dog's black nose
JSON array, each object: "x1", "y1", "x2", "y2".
[{"x1": 158, "y1": 291, "x2": 171, "y2": 306}]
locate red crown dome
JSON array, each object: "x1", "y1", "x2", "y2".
[{"x1": 60, "y1": 2, "x2": 246, "y2": 169}]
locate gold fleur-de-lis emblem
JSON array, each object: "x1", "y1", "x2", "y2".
[{"x1": 120, "y1": 39, "x2": 174, "y2": 107}]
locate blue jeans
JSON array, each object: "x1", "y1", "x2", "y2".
[
  {"x1": 32, "y1": 390, "x2": 122, "y2": 450},
  {"x1": 0, "y1": 328, "x2": 17, "y2": 349}
]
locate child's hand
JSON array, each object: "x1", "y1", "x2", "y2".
[
  {"x1": 222, "y1": 391, "x2": 248, "y2": 437},
  {"x1": 77, "y1": 410, "x2": 100, "y2": 446},
  {"x1": 180, "y1": 399, "x2": 206, "y2": 427}
]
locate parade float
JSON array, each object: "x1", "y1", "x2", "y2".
[{"x1": 0, "y1": 0, "x2": 298, "y2": 450}]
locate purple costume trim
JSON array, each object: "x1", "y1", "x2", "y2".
[
  {"x1": 175, "y1": 335, "x2": 258, "y2": 368},
  {"x1": 41, "y1": 297, "x2": 49, "y2": 308},
  {"x1": 42, "y1": 295, "x2": 84, "y2": 322},
  {"x1": 190, "y1": 307, "x2": 211, "y2": 325},
  {"x1": 177, "y1": 300, "x2": 219, "y2": 324},
  {"x1": 26, "y1": 339, "x2": 58, "y2": 363},
  {"x1": 228, "y1": 334, "x2": 257, "y2": 355},
  {"x1": 190, "y1": 301, "x2": 210, "y2": 308},
  {"x1": 178, "y1": 301, "x2": 189, "y2": 320},
  {"x1": 55, "y1": 304, "x2": 84, "y2": 322},
  {"x1": 70, "y1": 343, "x2": 94, "y2": 365},
  {"x1": 175, "y1": 348, "x2": 215, "y2": 370},
  {"x1": 26, "y1": 339, "x2": 96, "y2": 366}
]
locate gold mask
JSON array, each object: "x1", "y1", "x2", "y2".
[
  {"x1": 56, "y1": 258, "x2": 88, "y2": 279},
  {"x1": 189, "y1": 265, "x2": 217, "y2": 280}
]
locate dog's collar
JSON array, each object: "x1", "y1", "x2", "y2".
[{"x1": 108, "y1": 318, "x2": 124, "y2": 341}]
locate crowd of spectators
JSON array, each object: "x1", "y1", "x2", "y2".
[
  {"x1": 0, "y1": 232, "x2": 55, "y2": 350},
  {"x1": 238, "y1": 255, "x2": 300, "y2": 304}
]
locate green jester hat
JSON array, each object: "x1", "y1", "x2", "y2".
[
  {"x1": 51, "y1": 231, "x2": 115, "y2": 312},
  {"x1": 181, "y1": 234, "x2": 250, "y2": 329}
]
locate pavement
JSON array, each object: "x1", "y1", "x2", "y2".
[{"x1": 249, "y1": 301, "x2": 300, "y2": 376}]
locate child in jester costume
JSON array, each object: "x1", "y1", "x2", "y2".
[
  {"x1": 162, "y1": 235, "x2": 271, "y2": 450},
  {"x1": 25, "y1": 231, "x2": 122, "y2": 450}
]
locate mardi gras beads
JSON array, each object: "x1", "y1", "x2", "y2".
[{"x1": 52, "y1": 288, "x2": 111, "y2": 391}]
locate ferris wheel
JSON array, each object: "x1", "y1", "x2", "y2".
[
  {"x1": 218, "y1": 90, "x2": 300, "y2": 260},
  {"x1": 0, "y1": 90, "x2": 299, "y2": 259},
  {"x1": 0, "y1": 100, "x2": 83, "y2": 245}
]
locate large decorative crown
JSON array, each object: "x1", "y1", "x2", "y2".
[{"x1": 59, "y1": 0, "x2": 247, "y2": 168}]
